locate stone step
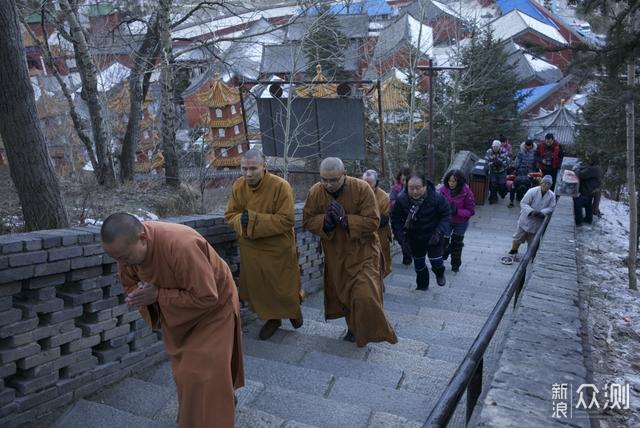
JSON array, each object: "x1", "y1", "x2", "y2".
[
  {"x1": 53, "y1": 399, "x2": 173, "y2": 428},
  {"x1": 368, "y1": 412, "x2": 422, "y2": 428},
  {"x1": 300, "y1": 351, "x2": 403, "y2": 388},
  {"x1": 243, "y1": 355, "x2": 333, "y2": 396},
  {"x1": 250, "y1": 385, "x2": 372, "y2": 428},
  {"x1": 86, "y1": 377, "x2": 174, "y2": 420},
  {"x1": 133, "y1": 360, "x2": 173, "y2": 388},
  {"x1": 327, "y1": 377, "x2": 433, "y2": 422}
]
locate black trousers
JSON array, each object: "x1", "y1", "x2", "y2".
[{"x1": 573, "y1": 194, "x2": 593, "y2": 225}]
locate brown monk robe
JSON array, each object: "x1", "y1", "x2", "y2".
[
  {"x1": 362, "y1": 169, "x2": 393, "y2": 279},
  {"x1": 101, "y1": 213, "x2": 244, "y2": 428},
  {"x1": 303, "y1": 158, "x2": 397, "y2": 347},
  {"x1": 225, "y1": 150, "x2": 303, "y2": 340}
]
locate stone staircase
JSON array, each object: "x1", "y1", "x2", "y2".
[{"x1": 54, "y1": 205, "x2": 520, "y2": 428}]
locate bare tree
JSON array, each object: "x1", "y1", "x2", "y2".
[{"x1": 0, "y1": 0, "x2": 68, "y2": 230}]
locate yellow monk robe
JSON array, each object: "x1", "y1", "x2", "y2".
[
  {"x1": 374, "y1": 186, "x2": 393, "y2": 279},
  {"x1": 303, "y1": 176, "x2": 398, "y2": 347},
  {"x1": 225, "y1": 171, "x2": 303, "y2": 320},
  {"x1": 117, "y1": 221, "x2": 244, "y2": 428}
]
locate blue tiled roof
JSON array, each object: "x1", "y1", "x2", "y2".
[
  {"x1": 306, "y1": 0, "x2": 394, "y2": 16},
  {"x1": 496, "y1": 0, "x2": 559, "y2": 29},
  {"x1": 516, "y1": 82, "x2": 559, "y2": 111}
]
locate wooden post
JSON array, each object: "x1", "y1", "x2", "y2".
[{"x1": 377, "y1": 80, "x2": 387, "y2": 178}]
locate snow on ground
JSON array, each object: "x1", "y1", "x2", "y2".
[{"x1": 576, "y1": 197, "x2": 640, "y2": 427}]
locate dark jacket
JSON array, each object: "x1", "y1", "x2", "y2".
[
  {"x1": 391, "y1": 182, "x2": 451, "y2": 244},
  {"x1": 576, "y1": 164, "x2": 602, "y2": 197}
]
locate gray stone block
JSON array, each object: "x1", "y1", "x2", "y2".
[
  {"x1": 244, "y1": 355, "x2": 332, "y2": 396},
  {"x1": 0, "y1": 362, "x2": 16, "y2": 378},
  {"x1": 242, "y1": 337, "x2": 307, "y2": 365},
  {"x1": 41, "y1": 306, "x2": 83, "y2": 324},
  {"x1": 130, "y1": 334, "x2": 158, "y2": 352},
  {"x1": 68, "y1": 266, "x2": 103, "y2": 281},
  {"x1": 61, "y1": 356, "x2": 99, "y2": 378},
  {"x1": 58, "y1": 289, "x2": 103, "y2": 306},
  {"x1": 16, "y1": 346, "x2": 60, "y2": 370},
  {"x1": 85, "y1": 296, "x2": 119, "y2": 313},
  {"x1": 366, "y1": 347, "x2": 456, "y2": 381},
  {"x1": 22, "y1": 273, "x2": 65, "y2": 289},
  {"x1": 70, "y1": 255, "x2": 103, "y2": 270},
  {"x1": 234, "y1": 406, "x2": 284, "y2": 428},
  {"x1": 41, "y1": 328, "x2": 82, "y2": 349},
  {"x1": 0, "y1": 308, "x2": 22, "y2": 327},
  {"x1": 13, "y1": 386, "x2": 57, "y2": 413},
  {"x1": 54, "y1": 349, "x2": 92, "y2": 371},
  {"x1": 251, "y1": 385, "x2": 371, "y2": 428},
  {"x1": 93, "y1": 344, "x2": 130, "y2": 364},
  {"x1": 8, "y1": 251, "x2": 47, "y2": 267},
  {"x1": 0, "y1": 387, "x2": 15, "y2": 408},
  {"x1": 14, "y1": 298, "x2": 64, "y2": 317},
  {"x1": 0, "y1": 239, "x2": 22, "y2": 254},
  {"x1": 56, "y1": 372, "x2": 94, "y2": 395},
  {"x1": 21, "y1": 286, "x2": 56, "y2": 301},
  {"x1": 369, "y1": 412, "x2": 422, "y2": 428},
  {"x1": 0, "y1": 316, "x2": 39, "y2": 339},
  {"x1": 33, "y1": 260, "x2": 71, "y2": 277},
  {"x1": 62, "y1": 334, "x2": 101, "y2": 353},
  {"x1": 82, "y1": 308, "x2": 112, "y2": 323},
  {"x1": 82, "y1": 244, "x2": 104, "y2": 256},
  {"x1": 48, "y1": 246, "x2": 83, "y2": 262},
  {"x1": 0, "y1": 256, "x2": 7, "y2": 270},
  {"x1": 8, "y1": 371, "x2": 58, "y2": 395},
  {"x1": 301, "y1": 351, "x2": 403, "y2": 388},
  {"x1": 0, "y1": 266, "x2": 34, "y2": 283}
]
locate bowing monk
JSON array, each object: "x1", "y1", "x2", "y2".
[
  {"x1": 303, "y1": 157, "x2": 397, "y2": 347},
  {"x1": 362, "y1": 169, "x2": 393, "y2": 279},
  {"x1": 225, "y1": 149, "x2": 303, "y2": 340},
  {"x1": 101, "y1": 213, "x2": 244, "y2": 428}
]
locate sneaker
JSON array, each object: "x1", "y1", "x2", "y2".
[
  {"x1": 436, "y1": 274, "x2": 446, "y2": 286},
  {"x1": 290, "y1": 316, "x2": 303, "y2": 329},
  {"x1": 508, "y1": 201, "x2": 514, "y2": 208},
  {"x1": 259, "y1": 319, "x2": 281, "y2": 340},
  {"x1": 452, "y1": 265, "x2": 459, "y2": 272}
]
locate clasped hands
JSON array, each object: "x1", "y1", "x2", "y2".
[
  {"x1": 323, "y1": 200, "x2": 348, "y2": 231},
  {"x1": 125, "y1": 281, "x2": 158, "y2": 308},
  {"x1": 528, "y1": 210, "x2": 546, "y2": 218}
]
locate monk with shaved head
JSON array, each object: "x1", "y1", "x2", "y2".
[
  {"x1": 101, "y1": 213, "x2": 244, "y2": 428},
  {"x1": 362, "y1": 169, "x2": 393, "y2": 279},
  {"x1": 225, "y1": 149, "x2": 303, "y2": 340},
  {"x1": 303, "y1": 157, "x2": 397, "y2": 346}
]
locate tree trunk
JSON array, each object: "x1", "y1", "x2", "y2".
[
  {"x1": 626, "y1": 61, "x2": 637, "y2": 290},
  {"x1": 120, "y1": 14, "x2": 161, "y2": 182},
  {"x1": 158, "y1": 0, "x2": 179, "y2": 187},
  {"x1": 59, "y1": 0, "x2": 116, "y2": 188},
  {"x1": 0, "y1": 1, "x2": 69, "y2": 230}
]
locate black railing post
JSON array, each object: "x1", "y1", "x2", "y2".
[
  {"x1": 513, "y1": 269, "x2": 525, "y2": 308},
  {"x1": 466, "y1": 357, "x2": 483, "y2": 423}
]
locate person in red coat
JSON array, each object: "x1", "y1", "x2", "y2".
[{"x1": 537, "y1": 133, "x2": 565, "y2": 188}]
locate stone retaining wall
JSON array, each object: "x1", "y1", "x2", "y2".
[
  {"x1": 0, "y1": 205, "x2": 323, "y2": 426},
  {"x1": 472, "y1": 197, "x2": 590, "y2": 427}
]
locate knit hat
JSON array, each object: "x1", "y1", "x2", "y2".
[
  {"x1": 541, "y1": 175, "x2": 553, "y2": 184},
  {"x1": 525, "y1": 139, "x2": 533, "y2": 146},
  {"x1": 491, "y1": 140, "x2": 501, "y2": 149}
]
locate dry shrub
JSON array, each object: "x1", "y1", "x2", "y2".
[{"x1": 154, "y1": 183, "x2": 201, "y2": 217}]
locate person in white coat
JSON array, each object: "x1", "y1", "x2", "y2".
[{"x1": 507, "y1": 175, "x2": 556, "y2": 259}]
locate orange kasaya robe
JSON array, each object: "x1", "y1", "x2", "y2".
[
  {"x1": 117, "y1": 221, "x2": 244, "y2": 428},
  {"x1": 303, "y1": 176, "x2": 398, "y2": 347},
  {"x1": 374, "y1": 186, "x2": 393, "y2": 279},
  {"x1": 225, "y1": 172, "x2": 303, "y2": 321}
]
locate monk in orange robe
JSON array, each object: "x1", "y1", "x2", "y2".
[
  {"x1": 303, "y1": 157, "x2": 397, "y2": 347},
  {"x1": 101, "y1": 213, "x2": 244, "y2": 428},
  {"x1": 362, "y1": 169, "x2": 393, "y2": 279},
  {"x1": 225, "y1": 149, "x2": 303, "y2": 340}
]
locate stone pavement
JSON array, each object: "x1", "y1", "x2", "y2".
[{"x1": 54, "y1": 201, "x2": 523, "y2": 427}]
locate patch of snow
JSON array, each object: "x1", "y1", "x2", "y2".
[
  {"x1": 83, "y1": 162, "x2": 94, "y2": 172},
  {"x1": 96, "y1": 62, "x2": 131, "y2": 93},
  {"x1": 407, "y1": 15, "x2": 434, "y2": 57},
  {"x1": 576, "y1": 196, "x2": 640, "y2": 428},
  {"x1": 83, "y1": 218, "x2": 102, "y2": 226},
  {"x1": 47, "y1": 31, "x2": 74, "y2": 52},
  {"x1": 525, "y1": 53, "x2": 559, "y2": 72},
  {"x1": 450, "y1": 0, "x2": 500, "y2": 26},
  {"x1": 490, "y1": 10, "x2": 567, "y2": 45}
]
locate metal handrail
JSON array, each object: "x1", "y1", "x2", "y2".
[{"x1": 423, "y1": 211, "x2": 553, "y2": 427}]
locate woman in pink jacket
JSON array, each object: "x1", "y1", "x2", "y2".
[{"x1": 439, "y1": 169, "x2": 476, "y2": 271}]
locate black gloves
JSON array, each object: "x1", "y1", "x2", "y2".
[
  {"x1": 323, "y1": 206, "x2": 336, "y2": 232},
  {"x1": 329, "y1": 201, "x2": 348, "y2": 229},
  {"x1": 241, "y1": 210, "x2": 249, "y2": 226},
  {"x1": 428, "y1": 231, "x2": 442, "y2": 246},
  {"x1": 493, "y1": 159, "x2": 503, "y2": 169},
  {"x1": 449, "y1": 202, "x2": 457, "y2": 216},
  {"x1": 380, "y1": 215, "x2": 390, "y2": 227}
]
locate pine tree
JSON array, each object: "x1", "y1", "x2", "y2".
[
  {"x1": 448, "y1": 29, "x2": 525, "y2": 155},
  {"x1": 302, "y1": 6, "x2": 350, "y2": 80}
]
